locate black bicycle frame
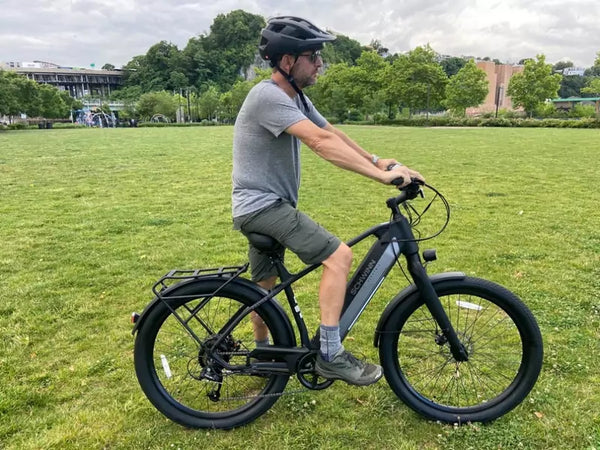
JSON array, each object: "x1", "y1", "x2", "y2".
[{"x1": 209, "y1": 201, "x2": 468, "y2": 374}]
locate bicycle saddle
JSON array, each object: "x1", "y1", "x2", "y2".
[{"x1": 244, "y1": 232, "x2": 282, "y2": 253}]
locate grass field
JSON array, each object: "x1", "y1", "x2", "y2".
[{"x1": 1, "y1": 126, "x2": 599, "y2": 449}]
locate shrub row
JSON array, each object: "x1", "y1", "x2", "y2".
[
  {"x1": 344, "y1": 116, "x2": 600, "y2": 128},
  {"x1": 3, "y1": 117, "x2": 599, "y2": 131},
  {"x1": 138, "y1": 120, "x2": 222, "y2": 127}
]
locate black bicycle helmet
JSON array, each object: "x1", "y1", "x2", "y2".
[{"x1": 259, "y1": 16, "x2": 336, "y2": 65}]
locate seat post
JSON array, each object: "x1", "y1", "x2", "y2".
[{"x1": 271, "y1": 255, "x2": 292, "y2": 282}]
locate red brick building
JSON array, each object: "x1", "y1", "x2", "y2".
[{"x1": 466, "y1": 61, "x2": 524, "y2": 115}]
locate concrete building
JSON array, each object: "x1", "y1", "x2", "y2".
[
  {"x1": 1, "y1": 61, "x2": 123, "y2": 98},
  {"x1": 467, "y1": 61, "x2": 524, "y2": 115}
]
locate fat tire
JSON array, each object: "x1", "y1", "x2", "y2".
[
  {"x1": 379, "y1": 277, "x2": 543, "y2": 423},
  {"x1": 134, "y1": 279, "x2": 293, "y2": 429}
]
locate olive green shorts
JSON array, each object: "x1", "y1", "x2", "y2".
[{"x1": 233, "y1": 200, "x2": 341, "y2": 282}]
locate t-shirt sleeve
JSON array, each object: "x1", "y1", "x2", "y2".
[
  {"x1": 304, "y1": 95, "x2": 327, "y2": 128},
  {"x1": 256, "y1": 85, "x2": 308, "y2": 137}
]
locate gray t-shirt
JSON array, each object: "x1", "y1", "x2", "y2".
[{"x1": 232, "y1": 80, "x2": 327, "y2": 221}]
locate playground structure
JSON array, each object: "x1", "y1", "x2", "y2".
[
  {"x1": 74, "y1": 109, "x2": 118, "y2": 128},
  {"x1": 151, "y1": 114, "x2": 170, "y2": 123}
]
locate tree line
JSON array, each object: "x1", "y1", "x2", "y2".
[
  {"x1": 2, "y1": 9, "x2": 600, "y2": 124},
  {"x1": 0, "y1": 70, "x2": 82, "y2": 122}
]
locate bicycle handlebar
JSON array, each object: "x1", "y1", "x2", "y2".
[{"x1": 385, "y1": 163, "x2": 424, "y2": 207}]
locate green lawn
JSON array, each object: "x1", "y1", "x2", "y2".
[{"x1": 1, "y1": 126, "x2": 598, "y2": 449}]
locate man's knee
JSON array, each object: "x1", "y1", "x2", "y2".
[{"x1": 323, "y1": 243, "x2": 353, "y2": 274}]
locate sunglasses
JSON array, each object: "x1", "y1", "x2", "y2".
[{"x1": 297, "y1": 51, "x2": 322, "y2": 64}]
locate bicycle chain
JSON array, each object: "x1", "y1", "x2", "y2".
[{"x1": 205, "y1": 350, "x2": 312, "y2": 402}]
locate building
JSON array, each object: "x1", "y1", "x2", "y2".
[
  {"x1": 1, "y1": 61, "x2": 123, "y2": 98},
  {"x1": 551, "y1": 97, "x2": 600, "y2": 114},
  {"x1": 562, "y1": 67, "x2": 585, "y2": 76},
  {"x1": 466, "y1": 61, "x2": 524, "y2": 115}
]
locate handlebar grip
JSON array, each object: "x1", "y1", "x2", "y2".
[{"x1": 387, "y1": 163, "x2": 404, "y2": 186}]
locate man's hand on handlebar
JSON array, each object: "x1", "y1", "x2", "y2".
[{"x1": 379, "y1": 163, "x2": 425, "y2": 188}]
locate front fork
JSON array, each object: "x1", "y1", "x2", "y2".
[
  {"x1": 392, "y1": 211, "x2": 469, "y2": 362},
  {"x1": 405, "y1": 252, "x2": 469, "y2": 361}
]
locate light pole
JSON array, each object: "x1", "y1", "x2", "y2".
[{"x1": 495, "y1": 84, "x2": 504, "y2": 118}]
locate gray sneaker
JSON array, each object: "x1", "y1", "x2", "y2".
[{"x1": 315, "y1": 347, "x2": 383, "y2": 386}]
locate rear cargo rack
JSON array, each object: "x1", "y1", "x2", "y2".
[
  {"x1": 144, "y1": 264, "x2": 249, "y2": 344},
  {"x1": 152, "y1": 264, "x2": 249, "y2": 298}
]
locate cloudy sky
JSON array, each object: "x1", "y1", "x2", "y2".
[{"x1": 1, "y1": 0, "x2": 598, "y2": 69}]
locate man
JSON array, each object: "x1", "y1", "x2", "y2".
[{"x1": 232, "y1": 16, "x2": 424, "y2": 386}]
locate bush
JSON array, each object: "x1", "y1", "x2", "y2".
[
  {"x1": 138, "y1": 121, "x2": 223, "y2": 128},
  {"x1": 372, "y1": 112, "x2": 388, "y2": 124},
  {"x1": 569, "y1": 104, "x2": 596, "y2": 119},
  {"x1": 8, "y1": 122, "x2": 28, "y2": 130},
  {"x1": 347, "y1": 109, "x2": 363, "y2": 121},
  {"x1": 497, "y1": 109, "x2": 525, "y2": 119},
  {"x1": 338, "y1": 115, "x2": 600, "y2": 129},
  {"x1": 536, "y1": 103, "x2": 559, "y2": 118},
  {"x1": 52, "y1": 123, "x2": 86, "y2": 129}
]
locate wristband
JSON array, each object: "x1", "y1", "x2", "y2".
[{"x1": 371, "y1": 154, "x2": 379, "y2": 165}]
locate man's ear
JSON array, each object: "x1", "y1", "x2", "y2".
[{"x1": 279, "y1": 54, "x2": 296, "y2": 72}]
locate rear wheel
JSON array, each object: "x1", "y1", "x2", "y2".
[
  {"x1": 134, "y1": 279, "x2": 293, "y2": 429},
  {"x1": 379, "y1": 277, "x2": 543, "y2": 423}
]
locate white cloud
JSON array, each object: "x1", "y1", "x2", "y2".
[{"x1": 0, "y1": 0, "x2": 597, "y2": 68}]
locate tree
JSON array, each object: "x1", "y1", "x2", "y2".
[
  {"x1": 308, "y1": 50, "x2": 387, "y2": 121},
  {"x1": 518, "y1": 58, "x2": 533, "y2": 65},
  {"x1": 102, "y1": 63, "x2": 115, "y2": 71},
  {"x1": 38, "y1": 84, "x2": 68, "y2": 118},
  {"x1": 12, "y1": 75, "x2": 42, "y2": 117},
  {"x1": 585, "y1": 51, "x2": 600, "y2": 76},
  {"x1": 186, "y1": 10, "x2": 265, "y2": 90},
  {"x1": 198, "y1": 85, "x2": 221, "y2": 120},
  {"x1": 0, "y1": 70, "x2": 75, "y2": 121},
  {"x1": 145, "y1": 41, "x2": 186, "y2": 91},
  {"x1": 444, "y1": 59, "x2": 489, "y2": 115},
  {"x1": 552, "y1": 60, "x2": 574, "y2": 72},
  {"x1": 559, "y1": 75, "x2": 588, "y2": 98},
  {"x1": 581, "y1": 78, "x2": 600, "y2": 96},
  {"x1": 136, "y1": 91, "x2": 177, "y2": 121},
  {"x1": 0, "y1": 70, "x2": 19, "y2": 119},
  {"x1": 120, "y1": 42, "x2": 186, "y2": 93},
  {"x1": 383, "y1": 45, "x2": 448, "y2": 116},
  {"x1": 440, "y1": 57, "x2": 467, "y2": 78},
  {"x1": 320, "y1": 33, "x2": 363, "y2": 65},
  {"x1": 60, "y1": 91, "x2": 82, "y2": 110},
  {"x1": 507, "y1": 54, "x2": 562, "y2": 117},
  {"x1": 219, "y1": 69, "x2": 270, "y2": 122}
]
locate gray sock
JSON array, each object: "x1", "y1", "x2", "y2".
[
  {"x1": 255, "y1": 338, "x2": 270, "y2": 347},
  {"x1": 319, "y1": 324, "x2": 342, "y2": 362}
]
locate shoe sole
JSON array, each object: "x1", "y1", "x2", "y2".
[{"x1": 314, "y1": 367, "x2": 383, "y2": 386}]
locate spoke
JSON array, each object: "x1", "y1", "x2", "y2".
[
  {"x1": 463, "y1": 307, "x2": 504, "y2": 342},
  {"x1": 469, "y1": 319, "x2": 517, "y2": 353},
  {"x1": 395, "y1": 291, "x2": 529, "y2": 410},
  {"x1": 413, "y1": 355, "x2": 454, "y2": 395}
]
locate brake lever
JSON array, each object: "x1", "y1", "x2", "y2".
[{"x1": 386, "y1": 163, "x2": 425, "y2": 198}]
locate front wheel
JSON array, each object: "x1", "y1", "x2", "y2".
[{"x1": 379, "y1": 277, "x2": 543, "y2": 423}]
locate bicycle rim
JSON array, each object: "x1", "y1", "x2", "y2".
[
  {"x1": 137, "y1": 287, "x2": 291, "y2": 427},
  {"x1": 382, "y1": 279, "x2": 542, "y2": 420}
]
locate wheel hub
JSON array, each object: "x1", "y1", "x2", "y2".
[
  {"x1": 437, "y1": 332, "x2": 474, "y2": 360},
  {"x1": 193, "y1": 335, "x2": 239, "y2": 381}
]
